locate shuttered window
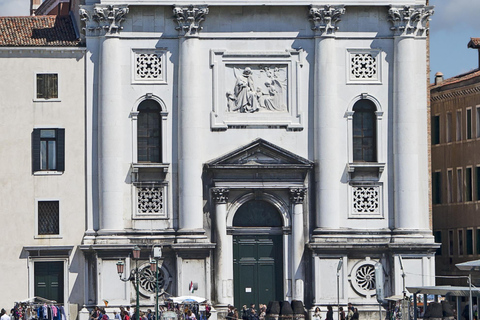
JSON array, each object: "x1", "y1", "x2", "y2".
[
  {"x1": 32, "y1": 129, "x2": 65, "y2": 172},
  {"x1": 36, "y1": 74, "x2": 58, "y2": 99}
]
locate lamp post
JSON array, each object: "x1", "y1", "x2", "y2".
[
  {"x1": 337, "y1": 258, "x2": 343, "y2": 320},
  {"x1": 150, "y1": 246, "x2": 163, "y2": 320},
  {"x1": 117, "y1": 246, "x2": 141, "y2": 320}
]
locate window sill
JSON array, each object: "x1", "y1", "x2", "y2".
[
  {"x1": 347, "y1": 162, "x2": 385, "y2": 173},
  {"x1": 34, "y1": 235, "x2": 62, "y2": 239},
  {"x1": 34, "y1": 171, "x2": 63, "y2": 176},
  {"x1": 132, "y1": 163, "x2": 169, "y2": 172},
  {"x1": 33, "y1": 98, "x2": 61, "y2": 102}
]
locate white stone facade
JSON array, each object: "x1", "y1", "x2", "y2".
[
  {"x1": 0, "y1": 1, "x2": 438, "y2": 319},
  {"x1": 76, "y1": 1, "x2": 438, "y2": 317}
]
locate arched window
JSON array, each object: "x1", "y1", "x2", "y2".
[
  {"x1": 137, "y1": 99, "x2": 162, "y2": 163},
  {"x1": 233, "y1": 200, "x2": 283, "y2": 227},
  {"x1": 353, "y1": 99, "x2": 377, "y2": 162}
]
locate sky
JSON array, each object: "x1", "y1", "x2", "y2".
[{"x1": 0, "y1": 0, "x2": 478, "y2": 81}]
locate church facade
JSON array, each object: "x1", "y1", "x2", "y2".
[{"x1": 0, "y1": 0, "x2": 437, "y2": 319}]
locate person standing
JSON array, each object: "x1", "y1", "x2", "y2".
[
  {"x1": 1, "y1": 309, "x2": 10, "y2": 320},
  {"x1": 326, "y1": 306, "x2": 333, "y2": 320},
  {"x1": 339, "y1": 307, "x2": 345, "y2": 320},
  {"x1": 312, "y1": 307, "x2": 322, "y2": 320}
]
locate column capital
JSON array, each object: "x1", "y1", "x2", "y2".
[
  {"x1": 388, "y1": 5, "x2": 434, "y2": 37},
  {"x1": 212, "y1": 188, "x2": 230, "y2": 204},
  {"x1": 173, "y1": 5, "x2": 209, "y2": 36},
  {"x1": 79, "y1": 5, "x2": 129, "y2": 36},
  {"x1": 290, "y1": 188, "x2": 307, "y2": 204},
  {"x1": 309, "y1": 5, "x2": 346, "y2": 36}
]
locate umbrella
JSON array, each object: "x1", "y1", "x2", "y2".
[{"x1": 169, "y1": 296, "x2": 207, "y2": 304}]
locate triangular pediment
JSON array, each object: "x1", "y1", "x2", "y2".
[{"x1": 206, "y1": 138, "x2": 313, "y2": 168}]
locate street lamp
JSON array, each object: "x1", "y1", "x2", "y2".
[
  {"x1": 117, "y1": 246, "x2": 141, "y2": 320},
  {"x1": 150, "y1": 246, "x2": 163, "y2": 320},
  {"x1": 337, "y1": 258, "x2": 343, "y2": 320}
]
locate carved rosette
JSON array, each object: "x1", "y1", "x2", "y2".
[
  {"x1": 309, "y1": 5, "x2": 346, "y2": 36},
  {"x1": 212, "y1": 188, "x2": 230, "y2": 204},
  {"x1": 388, "y1": 5, "x2": 434, "y2": 37},
  {"x1": 173, "y1": 5, "x2": 209, "y2": 36},
  {"x1": 290, "y1": 188, "x2": 307, "y2": 204},
  {"x1": 79, "y1": 5, "x2": 129, "y2": 35}
]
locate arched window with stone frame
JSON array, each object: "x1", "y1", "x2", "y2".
[
  {"x1": 131, "y1": 96, "x2": 168, "y2": 165},
  {"x1": 352, "y1": 99, "x2": 377, "y2": 162}
]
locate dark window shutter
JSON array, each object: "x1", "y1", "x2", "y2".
[
  {"x1": 56, "y1": 129, "x2": 65, "y2": 172},
  {"x1": 32, "y1": 129, "x2": 41, "y2": 172}
]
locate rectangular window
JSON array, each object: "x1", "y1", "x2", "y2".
[
  {"x1": 432, "y1": 115, "x2": 440, "y2": 144},
  {"x1": 432, "y1": 171, "x2": 442, "y2": 204},
  {"x1": 477, "y1": 229, "x2": 480, "y2": 254},
  {"x1": 457, "y1": 110, "x2": 462, "y2": 141},
  {"x1": 457, "y1": 168, "x2": 463, "y2": 202},
  {"x1": 467, "y1": 108, "x2": 473, "y2": 140},
  {"x1": 37, "y1": 201, "x2": 59, "y2": 235},
  {"x1": 449, "y1": 230, "x2": 454, "y2": 256},
  {"x1": 459, "y1": 229, "x2": 464, "y2": 256},
  {"x1": 467, "y1": 229, "x2": 474, "y2": 255},
  {"x1": 36, "y1": 73, "x2": 58, "y2": 100},
  {"x1": 447, "y1": 169, "x2": 453, "y2": 203},
  {"x1": 477, "y1": 166, "x2": 480, "y2": 201},
  {"x1": 466, "y1": 167, "x2": 473, "y2": 201},
  {"x1": 476, "y1": 106, "x2": 480, "y2": 138},
  {"x1": 434, "y1": 230, "x2": 442, "y2": 256},
  {"x1": 32, "y1": 129, "x2": 65, "y2": 172},
  {"x1": 447, "y1": 112, "x2": 453, "y2": 143}
]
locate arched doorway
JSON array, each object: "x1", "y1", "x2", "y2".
[{"x1": 233, "y1": 200, "x2": 284, "y2": 310}]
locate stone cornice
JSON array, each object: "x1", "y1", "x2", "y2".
[
  {"x1": 388, "y1": 5, "x2": 434, "y2": 37},
  {"x1": 79, "y1": 5, "x2": 129, "y2": 35},
  {"x1": 173, "y1": 5, "x2": 209, "y2": 36},
  {"x1": 431, "y1": 85, "x2": 480, "y2": 102},
  {"x1": 309, "y1": 5, "x2": 346, "y2": 36}
]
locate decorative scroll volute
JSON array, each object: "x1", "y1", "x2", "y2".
[
  {"x1": 173, "y1": 5, "x2": 209, "y2": 36},
  {"x1": 212, "y1": 188, "x2": 230, "y2": 204},
  {"x1": 309, "y1": 5, "x2": 346, "y2": 36},
  {"x1": 290, "y1": 188, "x2": 307, "y2": 204},
  {"x1": 79, "y1": 5, "x2": 129, "y2": 35},
  {"x1": 388, "y1": 5, "x2": 434, "y2": 37}
]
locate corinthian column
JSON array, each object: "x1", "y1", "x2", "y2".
[
  {"x1": 175, "y1": 5, "x2": 209, "y2": 236},
  {"x1": 290, "y1": 188, "x2": 307, "y2": 301},
  {"x1": 212, "y1": 188, "x2": 233, "y2": 306},
  {"x1": 309, "y1": 5, "x2": 345, "y2": 230},
  {"x1": 389, "y1": 5, "x2": 433, "y2": 234},
  {"x1": 87, "y1": 5, "x2": 129, "y2": 232}
]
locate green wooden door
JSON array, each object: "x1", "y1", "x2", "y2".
[
  {"x1": 34, "y1": 261, "x2": 64, "y2": 303},
  {"x1": 233, "y1": 235, "x2": 283, "y2": 309}
]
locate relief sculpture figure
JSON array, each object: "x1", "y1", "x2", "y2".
[
  {"x1": 233, "y1": 67, "x2": 259, "y2": 113},
  {"x1": 228, "y1": 66, "x2": 287, "y2": 113}
]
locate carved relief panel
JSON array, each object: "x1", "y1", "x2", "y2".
[
  {"x1": 210, "y1": 50, "x2": 304, "y2": 130},
  {"x1": 346, "y1": 49, "x2": 382, "y2": 84},
  {"x1": 134, "y1": 184, "x2": 168, "y2": 219}
]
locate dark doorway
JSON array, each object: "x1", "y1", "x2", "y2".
[
  {"x1": 34, "y1": 261, "x2": 64, "y2": 303},
  {"x1": 233, "y1": 200, "x2": 284, "y2": 310}
]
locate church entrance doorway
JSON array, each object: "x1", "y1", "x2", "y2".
[{"x1": 232, "y1": 200, "x2": 284, "y2": 310}]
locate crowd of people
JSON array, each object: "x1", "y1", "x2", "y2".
[
  {"x1": 312, "y1": 303, "x2": 359, "y2": 320},
  {"x1": 226, "y1": 304, "x2": 267, "y2": 320}
]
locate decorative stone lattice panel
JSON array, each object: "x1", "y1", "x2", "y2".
[
  {"x1": 352, "y1": 186, "x2": 379, "y2": 214},
  {"x1": 351, "y1": 53, "x2": 377, "y2": 79},
  {"x1": 132, "y1": 49, "x2": 166, "y2": 84},
  {"x1": 347, "y1": 49, "x2": 381, "y2": 84},
  {"x1": 138, "y1": 187, "x2": 164, "y2": 214}
]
